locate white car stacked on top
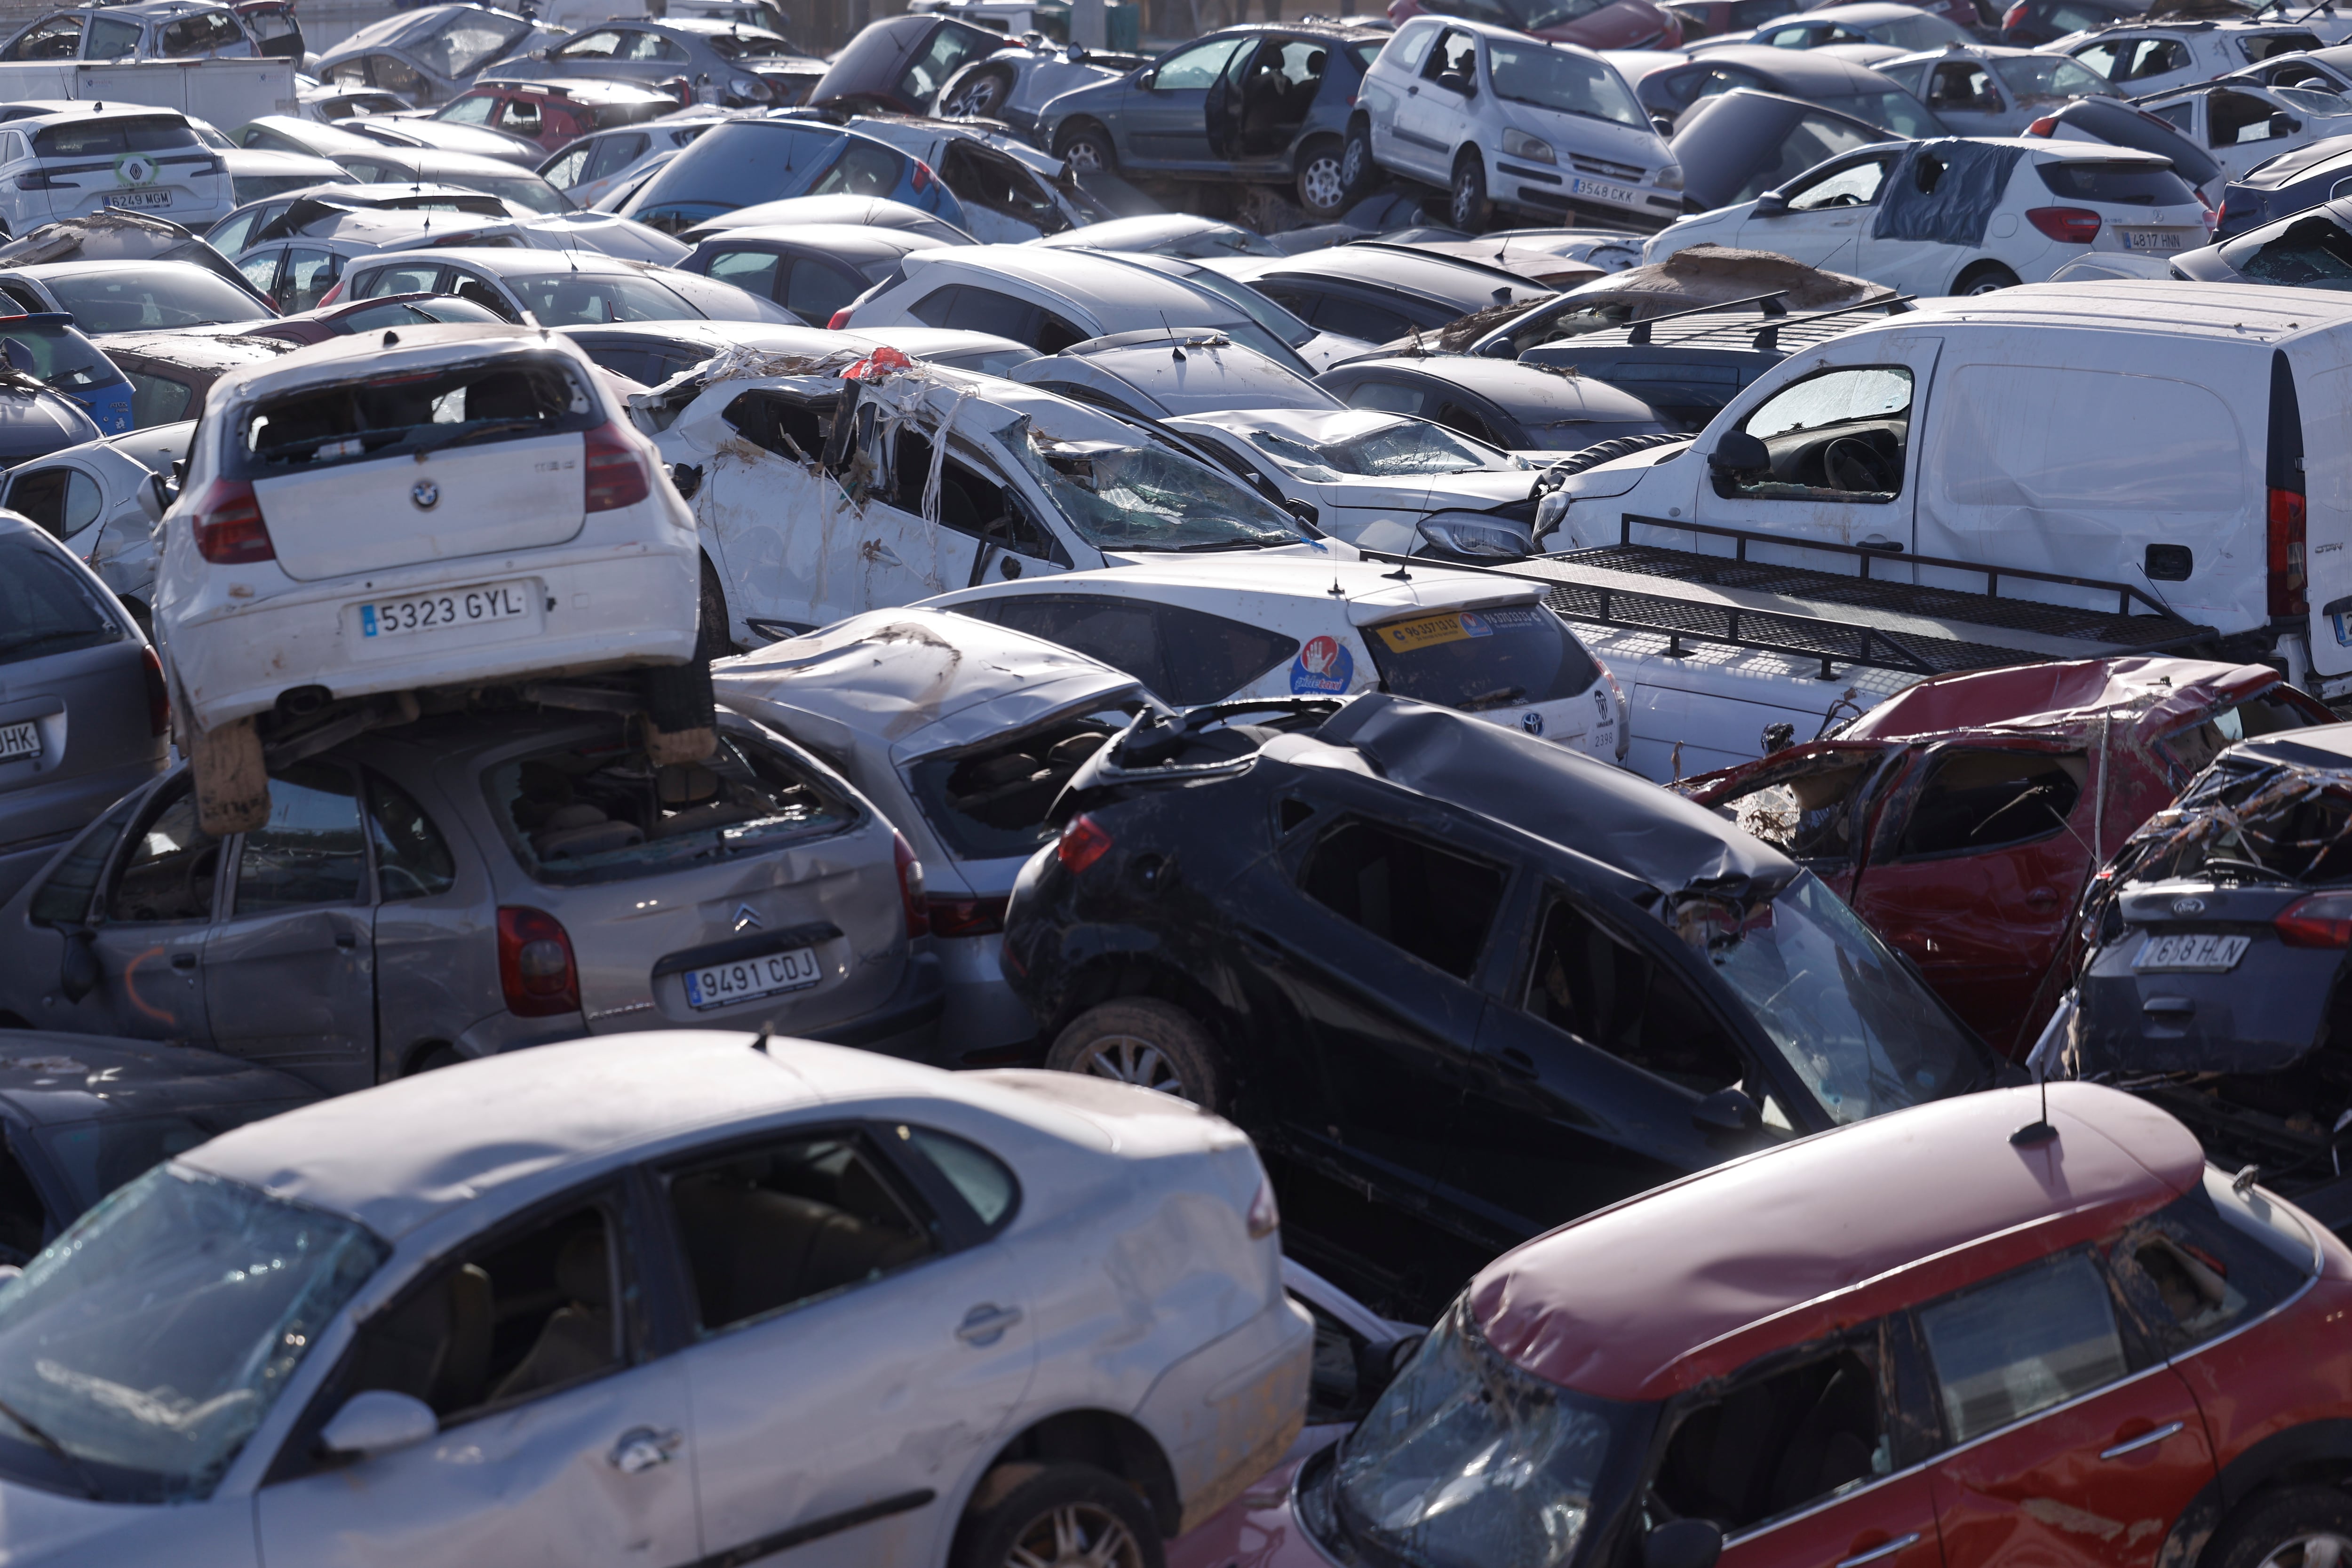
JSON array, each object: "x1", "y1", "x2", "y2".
[
  {"x1": 0, "y1": 104, "x2": 233, "y2": 238},
  {"x1": 152, "y1": 324, "x2": 704, "y2": 831},
  {"x1": 0, "y1": 1032, "x2": 1311, "y2": 1568},
  {"x1": 1646, "y1": 135, "x2": 2209, "y2": 292}
]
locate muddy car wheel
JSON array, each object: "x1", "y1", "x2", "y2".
[
  {"x1": 1955, "y1": 261, "x2": 2020, "y2": 295},
  {"x1": 2207, "y1": 1489, "x2": 2352, "y2": 1568},
  {"x1": 953, "y1": 1463, "x2": 1160, "y2": 1568},
  {"x1": 1056, "y1": 122, "x2": 1116, "y2": 175},
  {"x1": 1342, "y1": 121, "x2": 1374, "y2": 200},
  {"x1": 1048, "y1": 999, "x2": 1225, "y2": 1111},
  {"x1": 191, "y1": 715, "x2": 268, "y2": 836},
  {"x1": 1449, "y1": 152, "x2": 1490, "y2": 232},
  {"x1": 943, "y1": 62, "x2": 1015, "y2": 119},
  {"x1": 1296, "y1": 135, "x2": 1349, "y2": 218}
]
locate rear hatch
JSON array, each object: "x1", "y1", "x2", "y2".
[
  {"x1": 33, "y1": 115, "x2": 221, "y2": 223},
  {"x1": 236, "y1": 349, "x2": 597, "y2": 581}
]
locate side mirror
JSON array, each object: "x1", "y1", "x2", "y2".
[
  {"x1": 2272, "y1": 110, "x2": 2301, "y2": 135},
  {"x1": 135, "y1": 471, "x2": 167, "y2": 526},
  {"x1": 1651, "y1": 114, "x2": 1674, "y2": 135},
  {"x1": 1645, "y1": 1520, "x2": 1726, "y2": 1568},
  {"x1": 1136, "y1": 67, "x2": 1155, "y2": 89},
  {"x1": 1751, "y1": 190, "x2": 1789, "y2": 215},
  {"x1": 1691, "y1": 1087, "x2": 1763, "y2": 1136},
  {"x1": 1708, "y1": 430, "x2": 1771, "y2": 473},
  {"x1": 319, "y1": 1390, "x2": 437, "y2": 1460}
]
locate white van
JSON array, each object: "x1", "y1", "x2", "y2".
[{"x1": 1534, "y1": 280, "x2": 2352, "y2": 728}]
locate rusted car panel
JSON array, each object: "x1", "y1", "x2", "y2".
[{"x1": 1684, "y1": 656, "x2": 2335, "y2": 1057}]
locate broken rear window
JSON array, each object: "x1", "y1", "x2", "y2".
[
  {"x1": 485, "y1": 724, "x2": 858, "y2": 886},
  {"x1": 2220, "y1": 213, "x2": 2352, "y2": 289},
  {"x1": 1364, "y1": 604, "x2": 1600, "y2": 714},
  {"x1": 231, "y1": 354, "x2": 598, "y2": 476},
  {"x1": 2158, "y1": 692, "x2": 2318, "y2": 775},
  {"x1": 1891, "y1": 749, "x2": 2083, "y2": 860},
  {"x1": 1245, "y1": 416, "x2": 1512, "y2": 478},
  {"x1": 1013, "y1": 435, "x2": 1309, "y2": 552},
  {"x1": 1715, "y1": 756, "x2": 1878, "y2": 865},
  {"x1": 904, "y1": 708, "x2": 1136, "y2": 861}
]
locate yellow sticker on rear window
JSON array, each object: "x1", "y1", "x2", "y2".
[{"x1": 1375, "y1": 610, "x2": 1496, "y2": 653}]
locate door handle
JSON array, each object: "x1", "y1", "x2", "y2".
[
  {"x1": 867, "y1": 542, "x2": 904, "y2": 568},
  {"x1": 1495, "y1": 1046, "x2": 1538, "y2": 1080},
  {"x1": 1406, "y1": 83, "x2": 1419, "y2": 94},
  {"x1": 2101, "y1": 1420, "x2": 2184, "y2": 1460},
  {"x1": 607, "y1": 1426, "x2": 682, "y2": 1473},
  {"x1": 957, "y1": 1303, "x2": 1024, "y2": 1346},
  {"x1": 334, "y1": 932, "x2": 357, "y2": 949},
  {"x1": 1837, "y1": 1533, "x2": 1920, "y2": 1568},
  {"x1": 2025, "y1": 887, "x2": 2059, "y2": 907},
  {"x1": 170, "y1": 953, "x2": 196, "y2": 971}
]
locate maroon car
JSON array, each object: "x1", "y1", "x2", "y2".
[{"x1": 1390, "y1": 0, "x2": 1684, "y2": 51}]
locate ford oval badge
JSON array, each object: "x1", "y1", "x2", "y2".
[
  {"x1": 411, "y1": 479, "x2": 440, "y2": 510},
  {"x1": 2172, "y1": 896, "x2": 2206, "y2": 916}
]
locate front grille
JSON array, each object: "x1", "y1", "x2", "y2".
[{"x1": 1570, "y1": 152, "x2": 1645, "y2": 181}]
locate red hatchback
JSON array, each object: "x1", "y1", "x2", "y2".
[{"x1": 1187, "y1": 1082, "x2": 2352, "y2": 1568}]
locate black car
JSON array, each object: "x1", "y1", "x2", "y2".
[
  {"x1": 807, "y1": 12, "x2": 1007, "y2": 115},
  {"x1": 677, "y1": 222, "x2": 954, "y2": 326},
  {"x1": 2210, "y1": 130, "x2": 2352, "y2": 240},
  {"x1": 0, "y1": 1031, "x2": 318, "y2": 1264},
  {"x1": 1318, "y1": 350, "x2": 1673, "y2": 446},
  {"x1": 1667, "y1": 87, "x2": 1899, "y2": 210},
  {"x1": 1994, "y1": 0, "x2": 2137, "y2": 43},
  {"x1": 1629, "y1": 44, "x2": 1947, "y2": 135},
  {"x1": 2172, "y1": 195, "x2": 2352, "y2": 285},
  {"x1": 1001, "y1": 694, "x2": 2002, "y2": 1313},
  {"x1": 1216, "y1": 241, "x2": 1555, "y2": 342},
  {"x1": 2067, "y1": 723, "x2": 2352, "y2": 1234}
]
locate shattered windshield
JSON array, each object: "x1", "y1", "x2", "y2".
[
  {"x1": 1013, "y1": 433, "x2": 1310, "y2": 552},
  {"x1": 0, "y1": 1164, "x2": 385, "y2": 1503},
  {"x1": 2118, "y1": 756, "x2": 2352, "y2": 885},
  {"x1": 1319, "y1": 1301, "x2": 1631, "y2": 1568},
  {"x1": 413, "y1": 11, "x2": 529, "y2": 77},
  {"x1": 232, "y1": 354, "x2": 598, "y2": 476},
  {"x1": 1246, "y1": 415, "x2": 1512, "y2": 478},
  {"x1": 905, "y1": 708, "x2": 1135, "y2": 860},
  {"x1": 1677, "y1": 871, "x2": 1989, "y2": 1123}
]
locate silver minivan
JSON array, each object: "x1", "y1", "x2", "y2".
[{"x1": 0, "y1": 516, "x2": 167, "y2": 907}]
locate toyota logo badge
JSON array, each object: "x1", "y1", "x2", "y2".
[
  {"x1": 1521, "y1": 711, "x2": 1544, "y2": 737},
  {"x1": 411, "y1": 480, "x2": 440, "y2": 510}
]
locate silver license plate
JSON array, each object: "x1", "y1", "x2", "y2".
[
  {"x1": 2119, "y1": 228, "x2": 2186, "y2": 252},
  {"x1": 683, "y1": 945, "x2": 821, "y2": 1010},
  {"x1": 2134, "y1": 932, "x2": 2251, "y2": 972},
  {"x1": 358, "y1": 580, "x2": 532, "y2": 639},
  {"x1": 0, "y1": 720, "x2": 37, "y2": 763},
  {"x1": 103, "y1": 190, "x2": 171, "y2": 210},
  {"x1": 1566, "y1": 175, "x2": 1636, "y2": 207}
]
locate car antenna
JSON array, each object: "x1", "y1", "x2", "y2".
[
  {"x1": 1382, "y1": 557, "x2": 1411, "y2": 581},
  {"x1": 751, "y1": 1017, "x2": 781, "y2": 1054},
  {"x1": 2010, "y1": 1071, "x2": 2057, "y2": 1147}
]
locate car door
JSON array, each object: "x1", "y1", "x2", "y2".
[
  {"x1": 201, "y1": 760, "x2": 377, "y2": 1095},
  {"x1": 1920, "y1": 58, "x2": 2009, "y2": 138},
  {"x1": 257, "y1": 1185, "x2": 700, "y2": 1568},
  {"x1": 82, "y1": 776, "x2": 217, "y2": 1043},
  {"x1": 1394, "y1": 28, "x2": 1478, "y2": 183},
  {"x1": 656, "y1": 1120, "x2": 1038, "y2": 1566},
  {"x1": 1363, "y1": 21, "x2": 1439, "y2": 168},
  {"x1": 1126, "y1": 37, "x2": 1255, "y2": 169},
  {"x1": 279, "y1": 245, "x2": 339, "y2": 313},
  {"x1": 237, "y1": 242, "x2": 286, "y2": 308},
  {"x1": 2205, "y1": 87, "x2": 2303, "y2": 180},
  {"x1": 5, "y1": 459, "x2": 105, "y2": 546},
  {"x1": 1917, "y1": 1247, "x2": 2216, "y2": 1568}
]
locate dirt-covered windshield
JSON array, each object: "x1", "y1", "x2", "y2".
[
  {"x1": 1247, "y1": 416, "x2": 1513, "y2": 478},
  {"x1": 1677, "y1": 871, "x2": 1991, "y2": 1123},
  {"x1": 1315, "y1": 1301, "x2": 1631, "y2": 1568},
  {"x1": 1014, "y1": 433, "x2": 1310, "y2": 552},
  {"x1": 0, "y1": 1164, "x2": 385, "y2": 1503}
]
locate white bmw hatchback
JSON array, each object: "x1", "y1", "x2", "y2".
[
  {"x1": 152, "y1": 323, "x2": 703, "y2": 829},
  {"x1": 0, "y1": 1032, "x2": 1310, "y2": 1568}
]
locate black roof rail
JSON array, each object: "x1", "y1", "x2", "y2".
[
  {"x1": 1627, "y1": 289, "x2": 1789, "y2": 344},
  {"x1": 1751, "y1": 291, "x2": 1914, "y2": 352}
]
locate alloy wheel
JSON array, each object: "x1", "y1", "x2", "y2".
[
  {"x1": 1341, "y1": 135, "x2": 1367, "y2": 190},
  {"x1": 1076, "y1": 1033, "x2": 1189, "y2": 1098},
  {"x1": 2258, "y1": 1535, "x2": 2352, "y2": 1568},
  {"x1": 1300, "y1": 151, "x2": 1345, "y2": 212},
  {"x1": 946, "y1": 74, "x2": 1003, "y2": 116},
  {"x1": 1451, "y1": 164, "x2": 1483, "y2": 230},
  {"x1": 1062, "y1": 135, "x2": 1105, "y2": 173},
  {"x1": 1003, "y1": 1501, "x2": 1145, "y2": 1568}
]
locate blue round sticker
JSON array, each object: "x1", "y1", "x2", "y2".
[{"x1": 1291, "y1": 635, "x2": 1353, "y2": 695}]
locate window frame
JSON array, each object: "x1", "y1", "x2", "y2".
[
  {"x1": 1904, "y1": 1244, "x2": 2147, "y2": 1453},
  {"x1": 1292, "y1": 810, "x2": 1514, "y2": 984},
  {"x1": 1717, "y1": 362, "x2": 1917, "y2": 505}
]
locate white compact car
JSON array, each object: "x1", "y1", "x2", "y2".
[
  {"x1": 926, "y1": 555, "x2": 1632, "y2": 763},
  {"x1": 0, "y1": 105, "x2": 233, "y2": 238},
  {"x1": 2136, "y1": 80, "x2": 2352, "y2": 182},
  {"x1": 152, "y1": 324, "x2": 702, "y2": 830},
  {"x1": 0, "y1": 420, "x2": 191, "y2": 626},
  {"x1": 1352, "y1": 16, "x2": 1683, "y2": 233},
  {"x1": 0, "y1": 1032, "x2": 1311, "y2": 1568},
  {"x1": 2054, "y1": 20, "x2": 2347, "y2": 100},
  {"x1": 1646, "y1": 136, "x2": 2209, "y2": 292}
]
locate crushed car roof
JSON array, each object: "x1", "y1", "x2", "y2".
[
  {"x1": 1470, "y1": 1082, "x2": 2204, "y2": 1401},
  {"x1": 1836, "y1": 655, "x2": 2331, "y2": 745}
]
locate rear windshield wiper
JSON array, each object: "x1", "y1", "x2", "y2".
[{"x1": 1459, "y1": 685, "x2": 1529, "y2": 712}]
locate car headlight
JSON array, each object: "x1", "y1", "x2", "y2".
[
  {"x1": 1655, "y1": 162, "x2": 1683, "y2": 191},
  {"x1": 731, "y1": 74, "x2": 771, "y2": 101},
  {"x1": 1502, "y1": 128, "x2": 1556, "y2": 165},
  {"x1": 1418, "y1": 517, "x2": 1530, "y2": 559},
  {"x1": 1535, "y1": 489, "x2": 1570, "y2": 538}
]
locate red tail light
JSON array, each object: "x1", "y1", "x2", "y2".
[
  {"x1": 910, "y1": 158, "x2": 933, "y2": 193},
  {"x1": 317, "y1": 279, "x2": 344, "y2": 308},
  {"x1": 497, "y1": 906, "x2": 580, "y2": 1017},
  {"x1": 583, "y1": 421, "x2": 651, "y2": 512},
  {"x1": 191, "y1": 478, "x2": 274, "y2": 564},
  {"x1": 140, "y1": 646, "x2": 168, "y2": 736},
  {"x1": 2278, "y1": 891, "x2": 2352, "y2": 947},
  {"x1": 927, "y1": 895, "x2": 1007, "y2": 938},
  {"x1": 2269, "y1": 487, "x2": 2308, "y2": 617},
  {"x1": 828, "y1": 308, "x2": 853, "y2": 329},
  {"x1": 1057, "y1": 813, "x2": 1112, "y2": 875},
  {"x1": 2025, "y1": 114, "x2": 2058, "y2": 136},
  {"x1": 893, "y1": 830, "x2": 929, "y2": 938},
  {"x1": 2026, "y1": 206, "x2": 2102, "y2": 244},
  {"x1": 2002, "y1": 1, "x2": 2026, "y2": 24}
]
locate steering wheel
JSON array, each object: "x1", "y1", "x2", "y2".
[{"x1": 1822, "y1": 437, "x2": 1895, "y2": 494}]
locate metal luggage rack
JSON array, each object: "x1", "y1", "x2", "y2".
[
  {"x1": 1610, "y1": 290, "x2": 1916, "y2": 350},
  {"x1": 1437, "y1": 514, "x2": 2211, "y2": 681}
]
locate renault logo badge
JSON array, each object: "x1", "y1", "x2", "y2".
[
  {"x1": 732, "y1": 903, "x2": 763, "y2": 932},
  {"x1": 411, "y1": 479, "x2": 440, "y2": 510}
]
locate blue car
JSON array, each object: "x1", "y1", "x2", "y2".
[
  {"x1": 618, "y1": 116, "x2": 969, "y2": 235},
  {"x1": 0, "y1": 314, "x2": 132, "y2": 435}
]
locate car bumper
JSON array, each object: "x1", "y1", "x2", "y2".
[
  {"x1": 1137, "y1": 1292, "x2": 1314, "y2": 1536},
  {"x1": 804, "y1": 948, "x2": 945, "y2": 1059},
  {"x1": 933, "y1": 931, "x2": 1039, "y2": 1063},
  {"x1": 1496, "y1": 159, "x2": 1682, "y2": 224}
]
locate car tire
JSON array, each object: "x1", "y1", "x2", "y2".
[
  {"x1": 2204, "y1": 1488, "x2": 2352, "y2": 1568},
  {"x1": 1047, "y1": 998, "x2": 1226, "y2": 1112},
  {"x1": 1295, "y1": 134, "x2": 1350, "y2": 219},
  {"x1": 942, "y1": 61, "x2": 1016, "y2": 119},
  {"x1": 1056, "y1": 121, "x2": 1117, "y2": 176},
  {"x1": 1449, "y1": 150, "x2": 1491, "y2": 232},
  {"x1": 1955, "y1": 261, "x2": 2020, "y2": 294},
  {"x1": 1342, "y1": 119, "x2": 1375, "y2": 202},
  {"x1": 953, "y1": 1463, "x2": 1161, "y2": 1568},
  {"x1": 191, "y1": 714, "x2": 268, "y2": 836},
  {"x1": 696, "y1": 555, "x2": 733, "y2": 660}
]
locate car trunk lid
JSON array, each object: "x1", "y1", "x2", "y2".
[{"x1": 260, "y1": 433, "x2": 586, "y2": 581}]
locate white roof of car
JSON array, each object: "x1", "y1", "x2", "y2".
[
  {"x1": 898, "y1": 244, "x2": 1259, "y2": 326},
  {"x1": 937, "y1": 555, "x2": 1545, "y2": 628},
  {"x1": 12, "y1": 102, "x2": 190, "y2": 130},
  {"x1": 714, "y1": 606, "x2": 1151, "y2": 760},
  {"x1": 1903, "y1": 279, "x2": 2352, "y2": 344},
  {"x1": 181, "y1": 1032, "x2": 1109, "y2": 1238},
  {"x1": 200, "y1": 321, "x2": 581, "y2": 408},
  {"x1": 353, "y1": 244, "x2": 641, "y2": 277}
]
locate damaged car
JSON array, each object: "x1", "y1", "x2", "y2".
[
  {"x1": 2060, "y1": 720, "x2": 2352, "y2": 1234},
  {"x1": 1, "y1": 420, "x2": 195, "y2": 624},
  {"x1": 644, "y1": 342, "x2": 1343, "y2": 642},
  {"x1": 1684, "y1": 656, "x2": 2335, "y2": 1059},
  {"x1": 1001, "y1": 692, "x2": 2002, "y2": 1310}
]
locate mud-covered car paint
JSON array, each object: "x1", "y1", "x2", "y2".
[
  {"x1": 1685, "y1": 657, "x2": 2335, "y2": 1058},
  {"x1": 1002, "y1": 692, "x2": 2003, "y2": 1314}
]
